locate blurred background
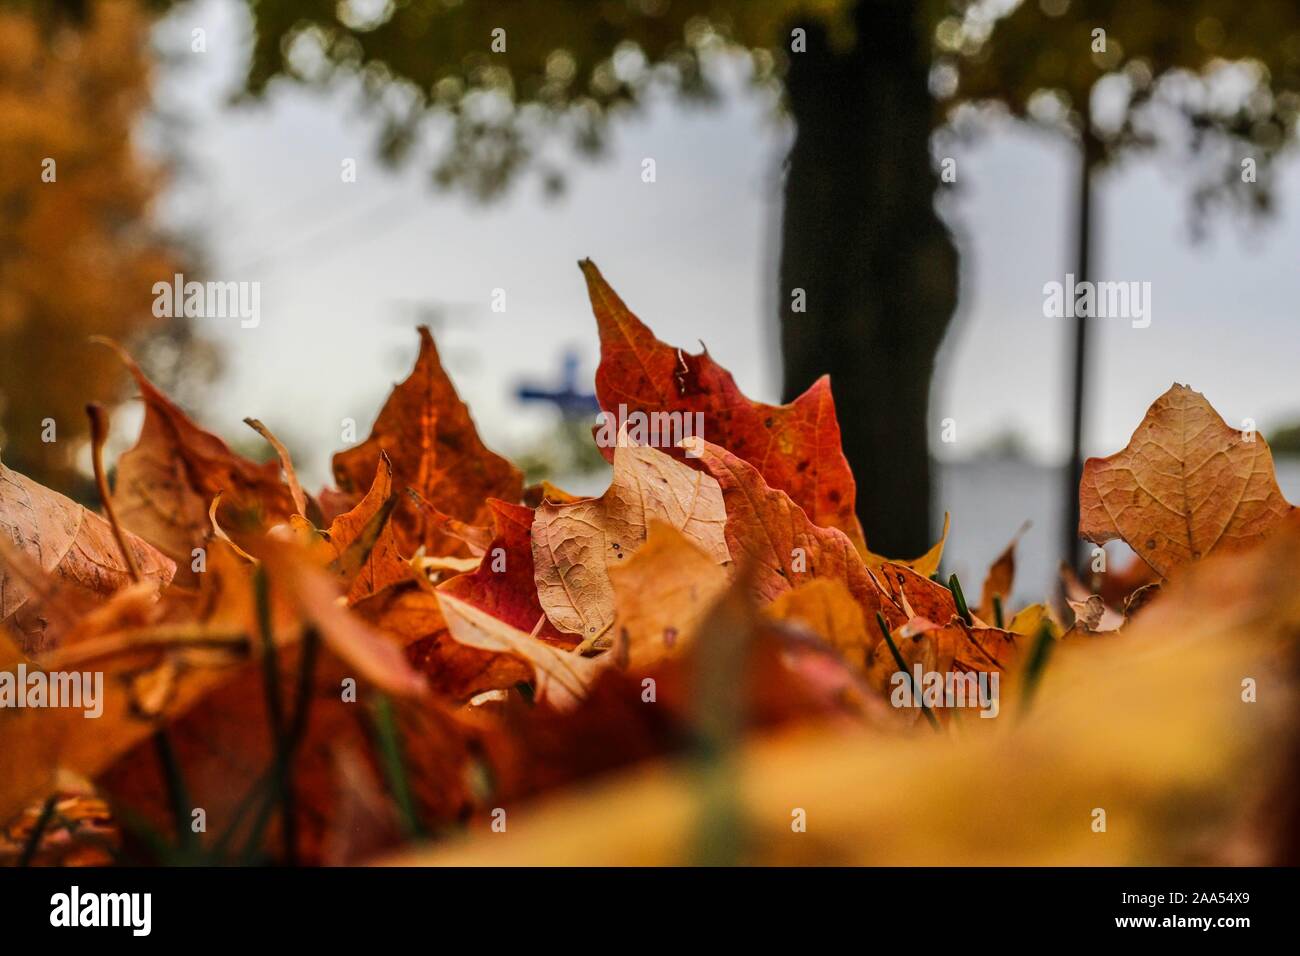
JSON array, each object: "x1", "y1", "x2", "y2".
[{"x1": 2, "y1": 0, "x2": 1299, "y2": 603}]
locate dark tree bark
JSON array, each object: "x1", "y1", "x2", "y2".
[{"x1": 779, "y1": 0, "x2": 958, "y2": 557}]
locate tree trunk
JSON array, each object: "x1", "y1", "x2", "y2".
[{"x1": 779, "y1": 0, "x2": 957, "y2": 558}]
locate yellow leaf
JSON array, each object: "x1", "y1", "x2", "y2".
[
  {"x1": 764, "y1": 579, "x2": 870, "y2": 671},
  {"x1": 608, "y1": 522, "x2": 728, "y2": 669}
]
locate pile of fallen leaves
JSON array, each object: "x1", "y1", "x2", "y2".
[{"x1": 2, "y1": 261, "x2": 1298, "y2": 866}]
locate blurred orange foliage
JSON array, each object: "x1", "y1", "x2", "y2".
[{"x1": 0, "y1": 0, "x2": 181, "y2": 486}]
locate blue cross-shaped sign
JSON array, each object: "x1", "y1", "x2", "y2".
[{"x1": 515, "y1": 350, "x2": 600, "y2": 418}]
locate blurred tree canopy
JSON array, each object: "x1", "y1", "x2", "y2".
[
  {"x1": 219, "y1": 0, "x2": 1299, "y2": 209},
  {"x1": 941, "y1": 0, "x2": 1300, "y2": 213},
  {"x1": 236, "y1": 0, "x2": 856, "y2": 197},
  {"x1": 0, "y1": 0, "x2": 205, "y2": 491}
]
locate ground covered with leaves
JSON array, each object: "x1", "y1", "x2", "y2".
[{"x1": 2, "y1": 261, "x2": 1297, "y2": 866}]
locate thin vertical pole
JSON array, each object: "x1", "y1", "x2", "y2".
[{"x1": 1063, "y1": 132, "x2": 1096, "y2": 571}]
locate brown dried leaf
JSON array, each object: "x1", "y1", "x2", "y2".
[
  {"x1": 1, "y1": 458, "x2": 174, "y2": 654},
  {"x1": 978, "y1": 521, "x2": 1029, "y2": 623},
  {"x1": 101, "y1": 339, "x2": 295, "y2": 583},
  {"x1": 332, "y1": 327, "x2": 522, "y2": 556},
  {"x1": 532, "y1": 439, "x2": 729, "y2": 642},
  {"x1": 1079, "y1": 384, "x2": 1294, "y2": 577},
  {"x1": 326, "y1": 456, "x2": 408, "y2": 602}
]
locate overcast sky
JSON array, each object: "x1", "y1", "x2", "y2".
[{"x1": 149, "y1": 0, "x2": 1300, "y2": 491}]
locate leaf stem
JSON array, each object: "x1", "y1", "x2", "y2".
[
  {"x1": 244, "y1": 417, "x2": 308, "y2": 517},
  {"x1": 85, "y1": 402, "x2": 141, "y2": 583}
]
